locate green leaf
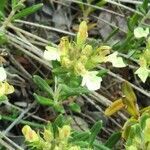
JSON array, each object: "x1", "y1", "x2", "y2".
[
  {"x1": 0, "y1": 11, "x2": 5, "y2": 21},
  {"x1": 33, "y1": 75, "x2": 53, "y2": 97},
  {"x1": 89, "y1": 121, "x2": 103, "y2": 146},
  {"x1": 69, "y1": 102, "x2": 81, "y2": 113},
  {"x1": 122, "y1": 81, "x2": 139, "y2": 117},
  {"x1": 139, "y1": 113, "x2": 150, "y2": 130},
  {"x1": 53, "y1": 114, "x2": 70, "y2": 136},
  {"x1": 138, "y1": 0, "x2": 149, "y2": 14},
  {"x1": 0, "y1": 30, "x2": 7, "y2": 45},
  {"x1": 13, "y1": 3, "x2": 43, "y2": 20},
  {"x1": 71, "y1": 141, "x2": 89, "y2": 148},
  {"x1": 0, "y1": 0, "x2": 7, "y2": 13},
  {"x1": 54, "y1": 104, "x2": 65, "y2": 113},
  {"x1": 71, "y1": 131, "x2": 90, "y2": 142},
  {"x1": 122, "y1": 118, "x2": 138, "y2": 140},
  {"x1": 53, "y1": 114, "x2": 64, "y2": 128},
  {"x1": 97, "y1": 69, "x2": 108, "y2": 77},
  {"x1": 11, "y1": 0, "x2": 18, "y2": 9},
  {"x1": 33, "y1": 93, "x2": 54, "y2": 106},
  {"x1": 96, "y1": 0, "x2": 107, "y2": 7},
  {"x1": 0, "y1": 95, "x2": 8, "y2": 103},
  {"x1": 59, "y1": 84, "x2": 89, "y2": 100},
  {"x1": 94, "y1": 141, "x2": 110, "y2": 150},
  {"x1": 126, "y1": 124, "x2": 142, "y2": 147},
  {"x1": 104, "y1": 28, "x2": 119, "y2": 43},
  {"x1": 105, "y1": 131, "x2": 121, "y2": 148},
  {"x1": 127, "y1": 14, "x2": 139, "y2": 32}
]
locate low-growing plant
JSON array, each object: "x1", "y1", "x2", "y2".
[
  {"x1": 22, "y1": 115, "x2": 121, "y2": 150},
  {"x1": 33, "y1": 21, "x2": 126, "y2": 113}
]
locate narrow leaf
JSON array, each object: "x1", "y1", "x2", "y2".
[
  {"x1": 71, "y1": 131, "x2": 90, "y2": 142},
  {"x1": 122, "y1": 81, "x2": 139, "y2": 117},
  {"x1": 69, "y1": 102, "x2": 81, "y2": 113},
  {"x1": 33, "y1": 75, "x2": 53, "y2": 97},
  {"x1": 89, "y1": 121, "x2": 102, "y2": 146},
  {"x1": 0, "y1": 0, "x2": 7, "y2": 13},
  {"x1": 105, "y1": 131, "x2": 121, "y2": 148},
  {"x1": 33, "y1": 93, "x2": 54, "y2": 106},
  {"x1": 122, "y1": 118, "x2": 138, "y2": 140},
  {"x1": 104, "y1": 99, "x2": 125, "y2": 116},
  {"x1": 13, "y1": 3, "x2": 43, "y2": 20}
]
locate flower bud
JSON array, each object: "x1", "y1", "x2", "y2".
[
  {"x1": 92, "y1": 46, "x2": 111, "y2": 63},
  {"x1": 59, "y1": 125, "x2": 71, "y2": 140},
  {"x1": 81, "y1": 45, "x2": 93, "y2": 56},
  {"x1": 61, "y1": 57, "x2": 72, "y2": 69},
  {"x1": 22, "y1": 125, "x2": 39, "y2": 142},
  {"x1": 74, "y1": 62, "x2": 87, "y2": 75},
  {"x1": 79, "y1": 55, "x2": 88, "y2": 65},
  {"x1": 59, "y1": 37, "x2": 69, "y2": 56},
  {"x1": 96, "y1": 46, "x2": 111, "y2": 56},
  {"x1": 77, "y1": 21, "x2": 88, "y2": 47},
  {"x1": 43, "y1": 129, "x2": 53, "y2": 142}
]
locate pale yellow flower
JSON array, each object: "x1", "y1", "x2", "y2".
[
  {"x1": 22, "y1": 125, "x2": 39, "y2": 142},
  {"x1": 59, "y1": 125, "x2": 71, "y2": 140}
]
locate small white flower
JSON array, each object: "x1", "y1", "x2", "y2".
[
  {"x1": 44, "y1": 46, "x2": 60, "y2": 61},
  {"x1": 81, "y1": 71, "x2": 102, "y2": 91},
  {"x1": 106, "y1": 52, "x2": 126, "y2": 68},
  {"x1": 135, "y1": 66, "x2": 150, "y2": 83},
  {"x1": 134, "y1": 27, "x2": 149, "y2": 39},
  {"x1": 0, "y1": 67, "x2": 7, "y2": 81}
]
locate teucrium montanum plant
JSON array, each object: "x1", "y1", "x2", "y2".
[
  {"x1": 22, "y1": 115, "x2": 121, "y2": 150},
  {"x1": 43, "y1": 21, "x2": 126, "y2": 91}
]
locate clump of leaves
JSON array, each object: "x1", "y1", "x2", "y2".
[{"x1": 22, "y1": 115, "x2": 121, "y2": 150}]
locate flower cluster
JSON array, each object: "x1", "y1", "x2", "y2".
[
  {"x1": 22, "y1": 124, "x2": 82, "y2": 150},
  {"x1": 43, "y1": 21, "x2": 126, "y2": 91}
]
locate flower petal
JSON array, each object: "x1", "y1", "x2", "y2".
[
  {"x1": 82, "y1": 71, "x2": 102, "y2": 91},
  {"x1": 107, "y1": 52, "x2": 126, "y2": 68},
  {"x1": 22, "y1": 125, "x2": 39, "y2": 142},
  {"x1": 44, "y1": 46, "x2": 60, "y2": 61},
  {"x1": 134, "y1": 27, "x2": 149, "y2": 39},
  {"x1": 135, "y1": 66, "x2": 149, "y2": 83},
  {"x1": 0, "y1": 67, "x2": 7, "y2": 81}
]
